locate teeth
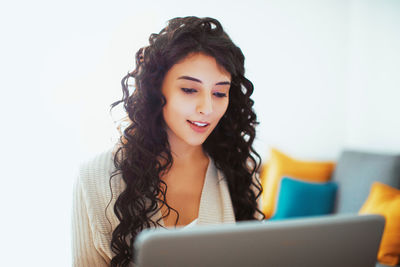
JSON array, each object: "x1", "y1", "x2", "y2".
[{"x1": 190, "y1": 121, "x2": 208, "y2": 127}]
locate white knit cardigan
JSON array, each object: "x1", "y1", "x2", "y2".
[{"x1": 71, "y1": 149, "x2": 236, "y2": 267}]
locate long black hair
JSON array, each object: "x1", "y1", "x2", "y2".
[{"x1": 109, "y1": 16, "x2": 264, "y2": 267}]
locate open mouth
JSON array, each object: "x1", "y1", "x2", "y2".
[
  {"x1": 187, "y1": 120, "x2": 210, "y2": 133},
  {"x1": 187, "y1": 120, "x2": 210, "y2": 127}
]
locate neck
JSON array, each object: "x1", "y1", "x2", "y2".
[
  {"x1": 165, "y1": 132, "x2": 207, "y2": 166},
  {"x1": 170, "y1": 142, "x2": 207, "y2": 165}
]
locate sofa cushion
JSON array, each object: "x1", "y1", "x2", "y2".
[
  {"x1": 260, "y1": 148, "x2": 335, "y2": 218},
  {"x1": 270, "y1": 177, "x2": 338, "y2": 220},
  {"x1": 360, "y1": 182, "x2": 400, "y2": 266},
  {"x1": 332, "y1": 150, "x2": 400, "y2": 214}
]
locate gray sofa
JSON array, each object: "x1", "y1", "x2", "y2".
[{"x1": 331, "y1": 150, "x2": 400, "y2": 267}]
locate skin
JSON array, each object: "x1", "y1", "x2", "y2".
[{"x1": 160, "y1": 52, "x2": 231, "y2": 226}]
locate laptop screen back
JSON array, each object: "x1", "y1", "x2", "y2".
[{"x1": 134, "y1": 214, "x2": 385, "y2": 267}]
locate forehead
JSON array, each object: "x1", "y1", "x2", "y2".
[{"x1": 166, "y1": 52, "x2": 231, "y2": 81}]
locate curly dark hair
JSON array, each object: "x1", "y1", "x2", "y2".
[{"x1": 109, "y1": 16, "x2": 264, "y2": 267}]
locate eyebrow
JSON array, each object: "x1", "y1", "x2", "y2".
[{"x1": 177, "y1": 75, "x2": 231, "y2": 86}]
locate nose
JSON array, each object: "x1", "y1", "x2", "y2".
[{"x1": 196, "y1": 93, "x2": 213, "y2": 115}]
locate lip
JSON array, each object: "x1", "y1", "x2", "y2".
[{"x1": 187, "y1": 120, "x2": 210, "y2": 133}]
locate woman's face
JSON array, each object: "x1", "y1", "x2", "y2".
[{"x1": 161, "y1": 52, "x2": 231, "y2": 148}]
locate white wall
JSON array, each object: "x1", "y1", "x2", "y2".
[
  {"x1": 345, "y1": 0, "x2": 400, "y2": 153},
  {"x1": 0, "y1": 0, "x2": 399, "y2": 266},
  {"x1": 247, "y1": 0, "x2": 349, "y2": 160}
]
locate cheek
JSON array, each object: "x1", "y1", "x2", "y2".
[
  {"x1": 215, "y1": 99, "x2": 229, "y2": 119},
  {"x1": 164, "y1": 95, "x2": 193, "y2": 119}
]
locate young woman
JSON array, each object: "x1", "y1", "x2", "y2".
[{"x1": 72, "y1": 16, "x2": 264, "y2": 267}]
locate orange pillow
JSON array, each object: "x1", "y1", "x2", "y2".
[
  {"x1": 359, "y1": 182, "x2": 400, "y2": 266},
  {"x1": 260, "y1": 148, "x2": 335, "y2": 218}
]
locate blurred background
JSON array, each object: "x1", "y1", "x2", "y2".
[{"x1": 0, "y1": 0, "x2": 399, "y2": 266}]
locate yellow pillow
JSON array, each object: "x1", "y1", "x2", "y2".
[
  {"x1": 260, "y1": 148, "x2": 335, "y2": 218},
  {"x1": 259, "y1": 163, "x2": 268, "y2": 185},
  {"x1": 359, "y1": 182, "x2": 400, "y2": 266}
]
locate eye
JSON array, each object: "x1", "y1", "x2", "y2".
[
  {"x1": 181, "y1": 88, "x2": 197, "y2": 94},
  {"x1": 213, "y1": 92, "x2": 227, "y2": 98}
]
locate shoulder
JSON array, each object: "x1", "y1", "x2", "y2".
[
  {"x1": 78, "y1": 149, "x2": 115, "y2": 195},
  {"x1": 79, "y1": 149, "x2": 114, "y2": 180},
  {"x1": 76, "y1": 148, "x2": 124, "y2": 233}
]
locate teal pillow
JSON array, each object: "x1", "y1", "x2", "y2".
[{"x1": 270, "y1": 177, "x2": 338, "y2": 220}]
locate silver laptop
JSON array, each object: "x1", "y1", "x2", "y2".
[{"x1": 134, "y1": 214, "x2": 385, "y2": 267}]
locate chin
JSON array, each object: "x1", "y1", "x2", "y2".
[
  {"x1": 184, "y1": 135, "x2": 209, "y2": 147},
  {"x1": 185, "y1": 139, "x2": 207, "y2": 147}
]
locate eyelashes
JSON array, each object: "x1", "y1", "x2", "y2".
[
  {"x1": 181, "y1": 88, "x2": 197, "y2": 94},
  {"x1": 213, "y1": 92, "x2": 227, "y2": 98},
  {"x1": 181, "y1": 88, "x2": 227, "y2": 98}
]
